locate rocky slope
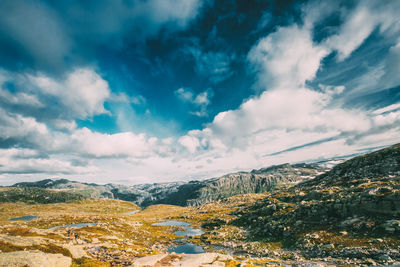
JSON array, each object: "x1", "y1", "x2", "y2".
[
  {"x1": 223, "y1": 143, "x2": 400, "y2": 265},
  {"x1": 12, "y1": 163, "x2": 326, "y2": 207},
  {"x1": 304, "y1": 143, "x2": 400, "y2": 187}
]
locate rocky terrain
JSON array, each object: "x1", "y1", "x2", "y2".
[
  {"x1": 12, "y1": 163, "x2": 326, "y2": 207},
  {"x1": 0, "y1": 144, "x2": 398, "y2": 266}
]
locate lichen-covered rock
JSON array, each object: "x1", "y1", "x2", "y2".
[
  {"x1": 0, "y1": 235, "x2": 46, "y2": 247},
  {"x1": 0, "y1": 250, "x2": 72, "y2": 267},
  {"x1": 62, "y1": 244, "x2": 87, "y2": 259}
]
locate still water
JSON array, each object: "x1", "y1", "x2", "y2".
[{"x1": 152, "y1": 220, "x2": 205, "y2": 254}]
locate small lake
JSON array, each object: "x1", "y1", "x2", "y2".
[
  {"x1": 152, "y1": 220, "x2": 205, "y2": 254},
  {"x1": 9, "y1": 215, "x2": 38, "y2": 221},
  {"x1": 121, "y1": 210, "x2": 139, "y2": 215},
  {"x1": 152, "y1": 220, "x2": 190, "y2": 227},
  {"x1": 152, "y1": 220, "x2": 204, "y2": 236},
  {"x1": 168, "y1": 243, "x2": 205, "y2": 254},
  {"x1": 174, "y1": 226, "x2": 204, "y2": 236},
  {"x1": 48, "y1": 222, "x2": 96, "y2": 230}
]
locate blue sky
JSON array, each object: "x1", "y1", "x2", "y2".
[{"x1": 0, "y1": 0, "x2": 400, "y2": 185}]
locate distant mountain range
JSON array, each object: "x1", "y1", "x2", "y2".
[{"x1": 12, "y1": 162, "x2": 329, "y2": 207}]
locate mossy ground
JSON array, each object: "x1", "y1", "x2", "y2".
[{"x1": 0, "y1": 196, "x2": 273, "y2": 266}]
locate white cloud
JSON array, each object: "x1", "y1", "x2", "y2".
[
  {"x1": 139, "y1": 0, "x2": 201, "y2": 27},
  {"x1": 0, "y1": 88, "x2": 43, "y2": 107},
  {"x1": 380, "y1": 40, "x2": 400, "y2": 89},
  {"x1": 194, "y1": 91, "x2": 210, "y2": 105},
  {"x1": 319, "y1": 84, "x2": 346, "y2": 96},
  {"x1": 175, "y1": 87, "x2": 213, "y2": 117},
  {"x1": 324, "y1": 5, "x2": 376, "y2": 61},
  {"x1": 372, "y1": 103, "x2": 400, "y2": 115},
  {"x1": 175, "y1": 87, "x2": 194, "y2": 102},
  {"x1": 0, "y1": 108, "x2": 49, "y2": 144},
  {"x1": 248, "y1": 25, "x2": 328, "y2": 88},
  {"x1": 0, "y1": 155, "x2": 96, "y2": 175},
  {"x1": 29, "y1": 68, "x2": 110, "y2": 119},
  {"x1": 108, "y1": 92, "x2": 146, "y2": 105},
  {"x1": 50, "y1": 119, "x2": 77, "y2": 132},
  {"x1": 178, "y1": 135, "x2": 200, "y2": 153},
  {"x1": 323, "y1": 0, "x2": 400, "y2": 61},
  {"x1": 70, "y1": 128, "x2": 160, "y2": 158},
  {"x1": 181, "y1": 86, "x2": 378, "y2": 155}
]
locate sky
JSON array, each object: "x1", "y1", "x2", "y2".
[{"x1": 0, "y1": 0, "x2": 400, "y2": 185}]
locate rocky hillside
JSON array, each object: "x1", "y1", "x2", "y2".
[
  {"x1": 225, "y1": 143, "x2": 400, "y2": 265},
  {"x1": 12, "y1": 163, "x2": 326, "y2": 207},
  {"x1": 304, "y1": 143, "x2": 400, "y2": 187}
]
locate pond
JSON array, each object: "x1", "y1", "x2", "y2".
[
  {"x1": 48, "y1": 222, "x2": 97, "y2": 230},
  {"x1": 174, "y1": 226, "x2": 204, "y2": 236},
  {"x1": 152, "y1": 220, "x2": 205, "y2": 254},
  {"x1": 152, "y1": 220, "x2": 204, "y2": 236},
  {"x1": 168, "y1": 242, "x2": 205, "y2": 254},
  {"x1": 121, "y1": 210, "x2": 139, "y2": 215},
  {"x1": 9, "y1": 215, "x2": 38, "y2": 221},
  {"x1": 152, "y1": 220, "x2": 190, "y2": 227}
]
